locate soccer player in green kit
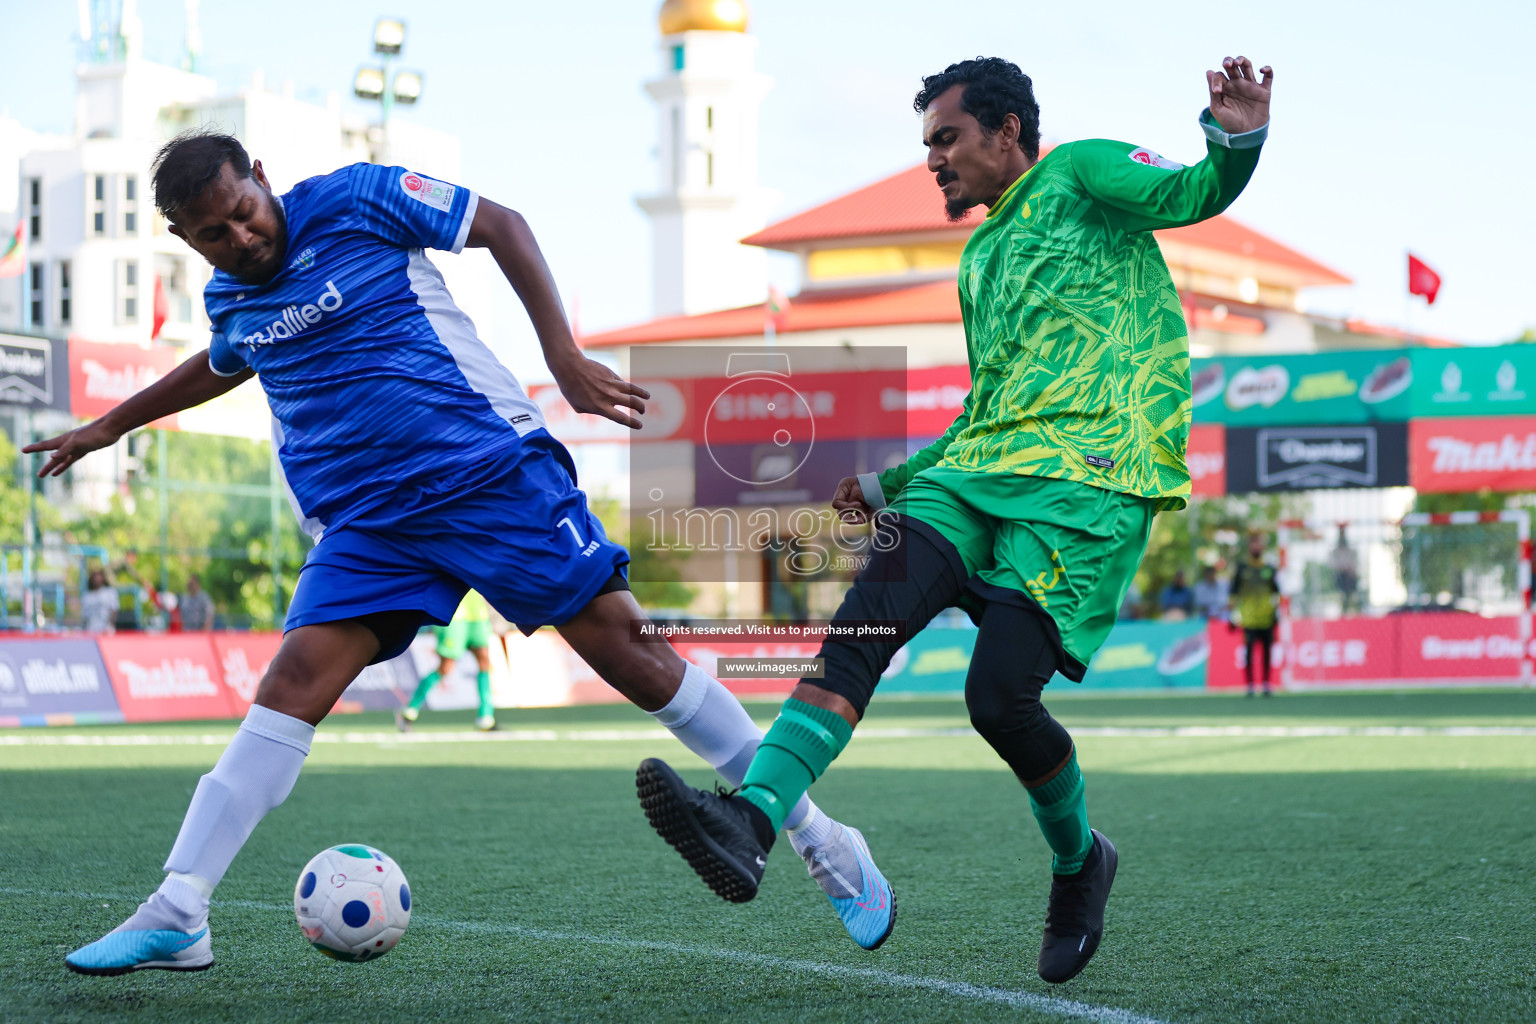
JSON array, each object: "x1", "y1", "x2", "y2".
[
  {"x1": 637, "y1": 54, "x2": 1274, "y2": 982},
  {"x1": 397, "y1": 590, "x2": 499, "y2": 731}
]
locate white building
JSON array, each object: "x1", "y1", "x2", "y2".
[
  {"x1": 5, "y1": 7, "x2": 471, "y2": 349},
  {"x1": 636, "y1": 0, "x2": 776, "y2": 317}
]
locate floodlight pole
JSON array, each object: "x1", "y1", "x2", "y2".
[{"x1": 379, "y1": 51, "x2": 395, "y2": 164}]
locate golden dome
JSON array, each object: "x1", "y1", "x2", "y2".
[{"x1": 659, "y1": 0, "x2": 749, "y2": 34}]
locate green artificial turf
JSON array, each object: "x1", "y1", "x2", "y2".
[{"x1": 2, "y1": 691, "x2": 1534, "y2": 1023}]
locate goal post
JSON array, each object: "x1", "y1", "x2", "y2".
[{"x1": 1276, "y1": 512, "x2": 1532, "y2": 689}]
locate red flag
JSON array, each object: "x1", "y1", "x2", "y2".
[
  {"x1": 765, "y1": 286, "x2": 790, "y2": 331},
  {"x1": 1408, "y1": 253, "x2": 1441, "y2": 305},
  {"x1": 152, "y1": 274, "x2": 168, "y2": 339},
  {"x1": 0, "y1": 220, "x2": 24, "y2": 279}
]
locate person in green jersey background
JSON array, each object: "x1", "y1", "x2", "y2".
[
  {"x1": 397, "y1": 590, "x2": 499, "y2": 731},
  {"x1": 1229, "y1": 531, "x2": 1281, "y2": 697},
  {"x1": 638, "y1": 54, "x2": 1273, "y2": 983}
]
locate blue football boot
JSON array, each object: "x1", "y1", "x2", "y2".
[
  {"x1": 803, "y1": 824, "x2": 897, "y2": 950},
  {"x1": 66, "y1": 894, "x2": 214, "y2": 976}
]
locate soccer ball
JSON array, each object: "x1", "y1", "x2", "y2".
[{"x1": 293, "y1": 844, "x2": 411, "y2": 962}]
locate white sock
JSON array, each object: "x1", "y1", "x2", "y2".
[
  {"x1": 648, "y1": 661, "x2": 818, "y2": 835},
  {"x1": 158, "y1": 705, "x2": 315, "y2": 906}
]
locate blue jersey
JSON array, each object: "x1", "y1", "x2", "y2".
[{"x1": 205, "y1": 164, "x2": 546, "y2": 538}]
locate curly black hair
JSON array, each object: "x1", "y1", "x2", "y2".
[
  {"x1": 913, "y1": 57, "x2": 1041, "y2": 161},
  {"x1": 151, "y1": 128, "x2": 253, "y2": 221}
]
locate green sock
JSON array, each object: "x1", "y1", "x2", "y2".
[
  {"x1": 739, "y1": 699, "x2": 854, "y2": 831},
  {"x1": 407, "y1": 671, "x2": 441, "y2": 712},
  {"x1": 475, "y1": 671, "x2": 493, "y2": 719},
  {"x1": 1028, "y1": 749, "x2": 1095, "y2": 875}
]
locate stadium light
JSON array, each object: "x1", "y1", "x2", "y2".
[
  {"x1": 392, "y1": 71, "x2": 423, "y2": 105},
  {"x1": 353, "y1": 67, "x2": 386, "y2": 101},
  {"x1": 373, "y1": 18, "x2": 406, "y2": 55}
]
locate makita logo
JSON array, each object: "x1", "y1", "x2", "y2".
[
  {"x1": 119, "y1": 658, "x2": 219, "y2": 699},
  {"x1": 1427, "y1": 431, "x2": 1536, "y2": 474},
  {"x1": 240, "y1": 280, "x2": 343, "y2": 348}
]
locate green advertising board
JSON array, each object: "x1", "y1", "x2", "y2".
[
  {"x1": 1191, "y1": 349, "x2": 1413, "y2": 426},
  {"x1": 1410, "y1": 347, "x2": 1536, "y2": 418},
  {"x1": 1190, "y1": 345, "x2": 1536, "y2": 426},
  {"x1": 873, "y1": 621, "x2": 1209, "y2": 697}
]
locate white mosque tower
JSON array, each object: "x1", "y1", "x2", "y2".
[{"x1": 637, "y1": 0, "x2": 775, "y2": 317}]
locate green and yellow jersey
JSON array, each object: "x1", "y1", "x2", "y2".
[
  {"x1": 1231, "y1": 558, "x2": 1280, "y2": 630},
  {"x1": 867, "y1": 111, "x2": 1265, "y2": 514}
]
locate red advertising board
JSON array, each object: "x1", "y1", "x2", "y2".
[
  {"x1": 210, "y1": 633, "x2": 282, "y2": 716},
  {"x1": 1206, "y1": 614, "x2": 1529, "y2": 688},
  {"x1": 96, "y1": 634, "x2": 235, "y2": 722},
  {"x1": 1187, "y1": 423, "x2": 1226, "y2": 497},
  {"x1": 1410, "y1": 416, "x2": 1536, "y2": 493},
  {"x1": 894, "y1": 365, "x2": 972, "y2": 439},
  {"x1": 69, "y1": 339, "x2": 179, "y2": 427},
  {"x1": 1395, "y1": 612, "x2": 1528, "y2": 680}
]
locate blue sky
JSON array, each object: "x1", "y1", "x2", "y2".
[{"x1": 4, "y1": 0, "x2": 1532, "y2": 367}]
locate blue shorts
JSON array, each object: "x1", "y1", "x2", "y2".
[{"x1": 285, "y1": 435, "x2": 628, "y2": 661}]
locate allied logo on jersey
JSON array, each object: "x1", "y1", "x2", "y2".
[
  {"x1": 288, "y1": 247, "x2": 316, "y2": 272},
  {"x1": 239, "y1": 280, "x2": 345, "y2": 349},
  {"x1": 1127, "y1": 147, "x2": 1183, "y2": 170},
  {"x1": 1083, "y1": 454, "x2": 1117, "y2": 470},
  {"x1": 400, "y1": 171, "x2": 455, "y2": 212}
]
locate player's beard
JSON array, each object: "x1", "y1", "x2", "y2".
[
  {"x1": 938, "y1": 171, "x2": 971, "y2": 223},
  {"x1": 231, "y1": 191, "x2": 290, "y2": 285}
]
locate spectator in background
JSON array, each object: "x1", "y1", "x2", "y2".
[
  {"x1": 1329, "y1": 525, "x2": 1360, "y2": 615},
  {"x1": 181, "y1": 575, "x2": 216, "y2": 631},
  {"x1": 81, "y1": 570, "x2": 119, "y2": 634},
  {"x1": 1193, "y1": 564, "x2": 1229, "y2": 620},
  {"x1": 1229, "y1": 532, "x2": 1281, "y2": 697},
  {"x1": 1159, "y1": 570, "x2": 1195, "y2": 620},
  {"x1": 1118, "y1": 581, "x2": 1143, "y2": 621}
]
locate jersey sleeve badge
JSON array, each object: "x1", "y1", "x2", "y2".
[
  {"x1": 399, "y1": 171, "x2": 456, "y2": 212},
  {"x1": 1127, "y1": 147, "x2": 1184, "y2": 170}
]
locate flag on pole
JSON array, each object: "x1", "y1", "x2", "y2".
[
  {"x1": 152, "y1": 274, "x2": 169, "y2": 339},
  {"x1": 1408, "y1": 253, "x2": 1441, "y2": 305},
  {"x1": 765, "y1": 286, "x2": 790, "y2": 332},
  {"x1": 0, "y1": 220, "x2": 24, "y2": 279}
]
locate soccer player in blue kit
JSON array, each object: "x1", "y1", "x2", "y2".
[{"x1": 34, "y1": 130, "x2": 895, "y2": 975}]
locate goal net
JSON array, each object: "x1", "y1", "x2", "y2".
[{"x1": 1275, "y1": 512, "x2": 1532, "y2": 687}]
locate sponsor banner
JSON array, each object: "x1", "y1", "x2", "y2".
[
  {"x1": 1395, "y1": 612, "x2": 1527, "y2": 680},
  {"x1": 1409, "y1": 416, "x2": 1536, "y2": 493},
  {"x1": 1187, "y1": 423, "x2": 1226, "y2": 497},
  {"x1": 1412, "y1": 348, "x2": 1536, "y2": 419},
  {"x1": 693, "y1": 437, "x2": 910, "y2": 507},
  {"x1": 336, "y1": 654, "x2": 418, "y2": 712},
  {"x1": 210, "y1": 633, "x2": 282, "y2": 716},
  {"x1": 0, "y1": 638, "x2": 122, "y2": 725},
  {"x1": 0, "y1": 332, "x2": 70, "y2": 412},
  {"x1": 893, "y1": 365, "x2": 972, "y2": 438},
  {"x1": 1226, "y1": 422, "x2": 1409, "y2": 492},
  {"x1": 68, "y1": 339, "x2": 179, "y2": 427},
  {"x1": 1190, "y1": 349, "x2": 1413, "y2": 427},
  {"x1": 1279, "y1": 617, "x2": 1396, "y2": 684},
  {"x1": 688, "y1": 368, "x2": 909, "y2": 445},
  {"x1": 1085, "y1": 620, "x2": 1209, "y2": 689},
  {"x1": 96, "y1": 634, "x2": 235, "y2": 722}
]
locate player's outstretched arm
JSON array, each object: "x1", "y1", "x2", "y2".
[
  {"x1": 466, "y1": 199, "x2": 651, "y2": 430},
  {"x1": 1072, "y1": 56, "x2": 1273, "y2": 232},
  {"x1": 22, "y1": 351, "x2": 252, "y2": 477}
]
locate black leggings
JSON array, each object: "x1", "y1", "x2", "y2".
[
  {"x1": 1243, "y1": 627, "x2": 1274, "y2": 684},
  {"x1": 810, "y1": 516, "x2": 1074, "y2": 784}
]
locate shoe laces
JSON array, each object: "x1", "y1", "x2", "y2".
[
  {"x1": 1044, "y1": 872, "x2": 1093, "y2": 935},
  {"x1": 712, "y1": 782, "x2": 740, "y2": 799}
]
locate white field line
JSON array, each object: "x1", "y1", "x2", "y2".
[
  {"x1": 0, "y1": 886, "x2": 1172, "y2": 1024},
  {"x1": 4, "y1": 724, "x2": 1536, "y2": 747}
]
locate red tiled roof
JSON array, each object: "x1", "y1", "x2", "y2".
[
  {"x1": 741, "y1": 163, "x2": 977, "y2": 247},
  {"x1": 582, "y1": 280, "x2": 960, "y2": 348},
  {"x1": 742, "y1": 160, "x2": 1350, "y2": 287}
]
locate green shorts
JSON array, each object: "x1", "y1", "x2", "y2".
[
  {"x1": 435, "y1": 619, "x2": 491, "y2": 659},
  {"x1": 890, "y1": 467, "x2": 1154, "y2": 676}
]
